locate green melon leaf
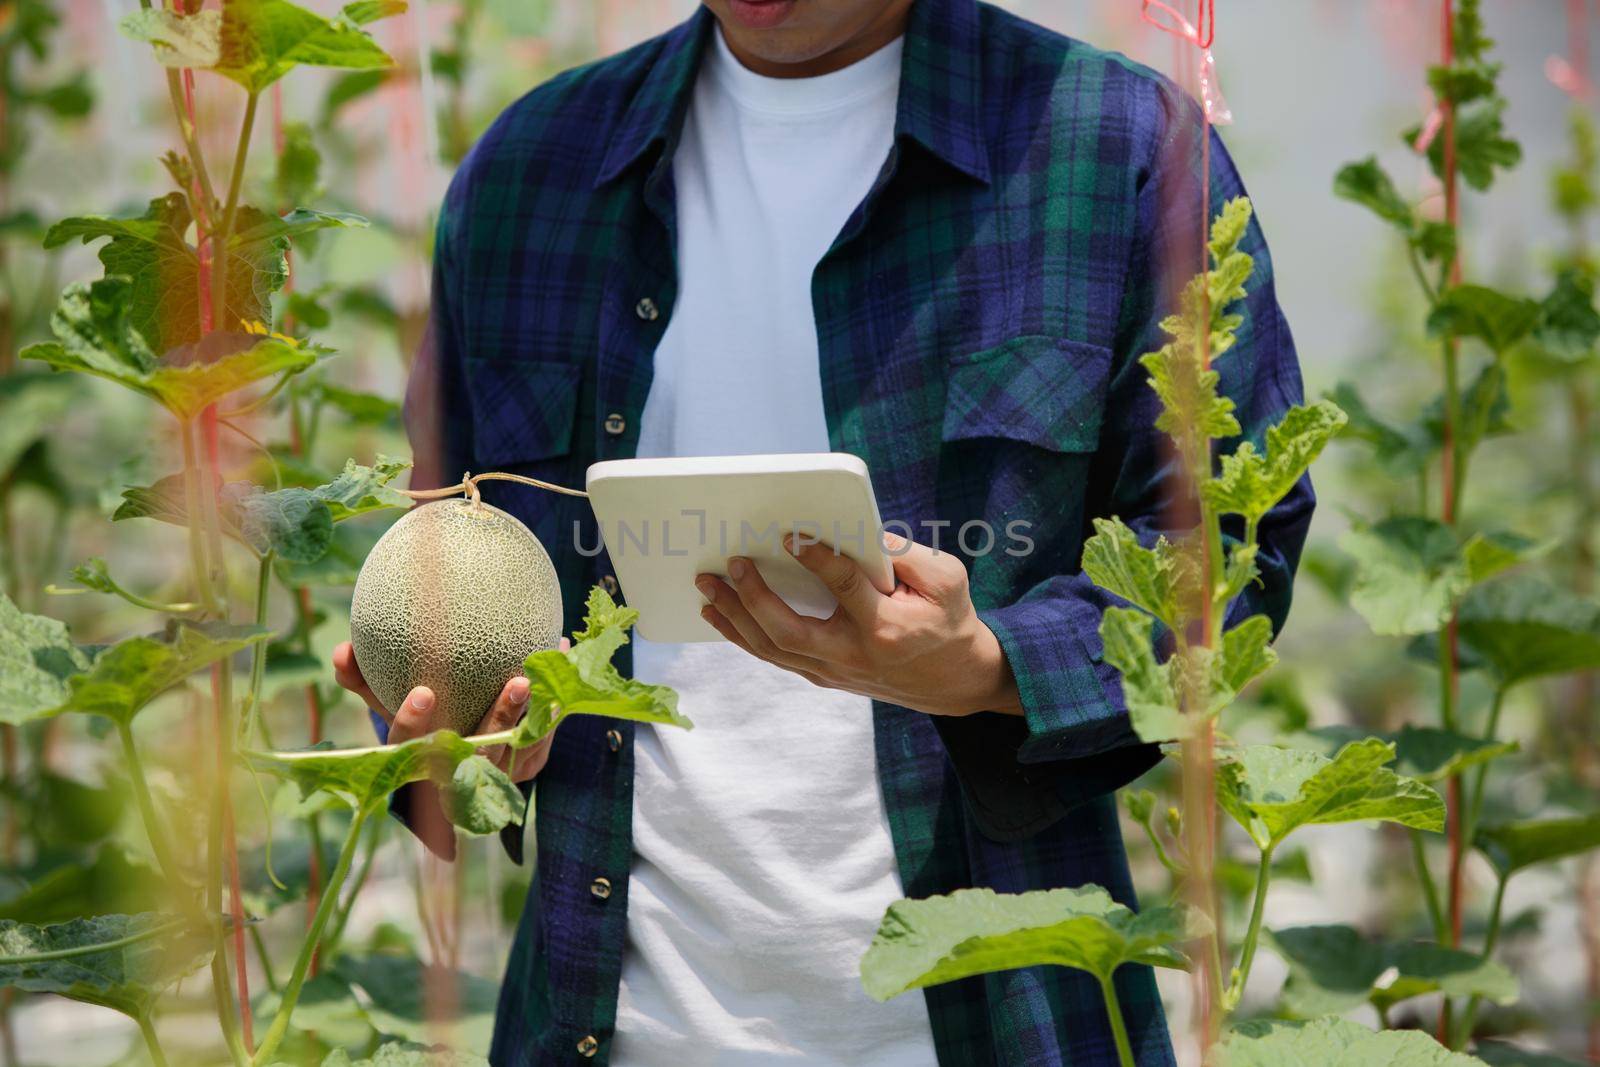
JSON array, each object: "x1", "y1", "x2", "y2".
[
  {"x1": 312, "y1": 456, "x2": 411, "y2": 520},
  {"x1": 1268, "y1": 924, "x2": 1518, "y2": 1018},
  {"x1": 215, "y1": 0, "x2": 401, "y2": 94},
  {"x1": 1326, "y1": 382, "x2": 1434, "y2": 478},
  {"x1": 1427, "y1": 285, "x2": 1540, "y2": 354},
  {"x1": 329, "y1": 954, "x2": 497, "y2": 1056},
  {"x1": 320, "y1": 1042, "x2": 490, "y2": 1067},
  {"x1": 243, "y1": 731, "x2": 494, "y2": 822},
  {"x1": 517, "y1": 586, "x2": 690, "y2": 739},
  {"x1": 40, "y1": 198, "x2": 355, "y2": 355},
  {"x1": 1080, "y1": 518, "x2": 1183, "y2": 628},
  {"x1": 24, "y1": 279, "x2": 316, "y2": 418},
  {"x1": 1455, "y1": 576, "x2": 1600, "y2": 687},
  {"x1": 310, "y1": 381, "x2": 401, "y2": 425},
  {"x1": 439, "y1": 756, "x2": 525, "y2": 836},
  {"x1": 0, "y1": 849, "x2": 166, "y2": 926},
  {"x1": 1460, "y1": 530, "x2": 1547, "y2": 584},
  {"x1": 1407, "y1": 96, "x2": 1522, "y2": 194},
  {"x1": 1293, "y1": 725, "x2": 1517, "y2": 784},
  {"x1": 0, "y1": 593, "x2": 92, "y2": 726},
  {"x1": 1099, "y1": 606, "x2": 1185, "y2": 743},
  {"x1": 44, "y1": 621, "x2": 272, "y2": 726},
  {"x1": 1204, "y1": 400, "x2": 1347, "y2": 524},
  {"x1": 0, "y1": 374, "x2": 78, "y2": 478},
  {"x1": 0, "y1": 914, "x2": 211, "y2": 1020},
  {"x1": 859, "y1": 885, "x2": 1201, "y2": 1002},
  {"x1": 224, "y1": 485, "x2": 334, "y2": 563},
  {"x1": 1218, "y1": 614, "x2": 1277, "y2": 695},
  {"x1": 252, "y1": 971, "x2": 375, "y2": 1053},
  {"x1": 1340, "y1": 517, "x2": 1471, "y2": 636},
  {"x1": 275, "y1": 121, "x2": 323, "y2": 206},
  {"x1": 1534, "y1": 268, "x2": 1600, "y2": 362},
  {"x1": 1217, "y1": 738, "x2": 1445, "y2": 851},
  {"x1": 119, "y1": 8, "x2": 221, "y2": 66},
  {"x1": 1473, "y1": 1041, "x2": 1588, "y2": 1067},
  {"x1": 1215, "y1": 1016, "x2": 1487, "y2": 1066},
  {"x1": 1333, "y1": 157, "x2": 1415, "y2": 229},
  {"x1": 1475, "y1": 812, "x2": 1600, "y2": 878}
]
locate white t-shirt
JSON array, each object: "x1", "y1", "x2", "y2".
[{"x1": 611, "y1": 29, "x2": 937, "y2": 1067}]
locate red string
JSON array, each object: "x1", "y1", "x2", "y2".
[{"x1": 1141, "y1": 0, "x2": 1214, "y2": 48}]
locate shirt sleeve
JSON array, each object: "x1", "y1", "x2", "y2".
[{"x1": 978, "y1": 97, "x2": 1315, "y2": 772}]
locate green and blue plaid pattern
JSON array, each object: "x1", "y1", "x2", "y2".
[{"x1": 401, "y1": 1, "x2": 1314, "y2": 1062}]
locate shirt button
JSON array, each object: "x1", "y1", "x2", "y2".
[
  {"x1": 606, "y1": 728, "x2": 623, "y2": 752},
  {"x1": 600, "y1": 574, "x2": 619, "y2": 596},
  {"x1": 634, "y1": 296, "x2": 659, "y2": 321},
  {"x1": 577, "y1": 1034, "x2": 599, "y2": 1057},
  {"x1": 590, "y1": 876, "x2": 613, "y2": 901},
  {"x1": 604, "y1": 413, "x2": 626, "y2": 436}
]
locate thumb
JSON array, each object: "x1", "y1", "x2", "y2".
[{"x1": 883, "y1": 532, "x2": 963, "y2": 600}]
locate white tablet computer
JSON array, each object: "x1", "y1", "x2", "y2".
[{"x1": 584, "y1": 453, "x2": 895, "y2": 643}]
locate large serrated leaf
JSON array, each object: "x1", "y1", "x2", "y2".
[
  {"x1": 1293, "y1": 724, "x2": 1517, "y2": 784},
  {"x1": 0, "y1": 373, "x2": 78, "y2": 478},
  {"x1": 1099, "y1": 606, "x2": 1184, "y2": 743},
  {"x1": 859, "y1": 885, "x2": 1201, "y2": 1002},
  {"x1": 330, "y1": 955, "x2": 496, "y2": 1056},
  {"x1": 0, "y1": 593, "x2": 92, "y2": 726},
  {"x1": 43, "y1": 622, "x2": 272, "y2": 726},
  {"x1": 515, "y1": 587, "x2": 691, "y2": 740},
  {"x1": 1215, "y1": 1016, "x2": 1486, "y2": 1066},
  {"x1": 1426, "y1": 285, "x2": 1540, "y2": 353},
  {"x1": 215, "y1": 0, "x2": 401, "y2": 93},
  {"x1": 24, "y1": 280, "x2": 316, "y2": 418},
  {"x1": 1268, "y1": 924, "x2": 1517, "y2": 1018},
  {"x1": 1334, "y1": 157, "x2": 1415, "y2": 229},
  {"x1": 0, "y1": 914, "x2": 211, "y2": 1019},
  {"x1": 1081, "y1": 518, "x2": 1183, "y2": 627},
  {"x1": 1204, "y1": 400, "x2": 1347, "y2": 524},
  {"x1": 1216, "y1": 738, "x2": 1445, "y2": 850}
]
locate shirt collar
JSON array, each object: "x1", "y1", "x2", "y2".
[{"x1": 594, "y1": 0, "x2": 990, "y2": 189}]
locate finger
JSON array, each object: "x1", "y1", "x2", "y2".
[
  {"x1": 697, "y1": 573, "x2": 829, "y2": 671},
  {"x1": 510, "y1": 734, "x2": 554, "y2": 782},
  {"x1": 388, "y1": 687, "x2": 438, "y2": 743},
  {"x1": 784, "y1": 534, "x2": 882, "y2": 620},
  {"x1": 884, "y1": 532, "x2": 964, "y2": 600},
  {"x1": 558, "y1": 637, "x2": 571, "y2": 652},
  {"x1": 331, "y1": 641, "x2": 384, "y2": 718},
  {"x1": 474, "y1": 676, "x2": 531, "y2": 771},
  {"x1": 716, "y1": 557, "x2": 831, "y2": 655},
  {"x1": 701, "y1": 605, "x2": 833, "y2": 689}
]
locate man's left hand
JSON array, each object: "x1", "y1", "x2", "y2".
[{"x1": 696, "y1": 532, "x2": 1024, "y2": 718}]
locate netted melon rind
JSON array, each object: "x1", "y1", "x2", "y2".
[{"x1": 349, "y1": 498, "x2": 563, "y2": 735}]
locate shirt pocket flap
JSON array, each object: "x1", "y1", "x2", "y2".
[
  {"x1": 943, "y1": 336, "x2": 1112, "y2": 454},
  {"x1": 463, "y1": 357, "x2": 582, "y2": 467}
]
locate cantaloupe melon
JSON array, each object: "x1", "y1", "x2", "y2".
[{"x1": 350, "y1": 498, "x2": 563, "y2": 736}]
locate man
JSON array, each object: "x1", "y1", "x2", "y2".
[{"x1": 331, "y1": 0, "x2": 1313, "y2": 1063}]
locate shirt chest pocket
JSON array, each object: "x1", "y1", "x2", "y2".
[
  {"x1": 942, "y1": 336, "x2": 1112, "y2": 454},
  {"x1": 462, "y1": 357, "x2": 584, "y2": 470}
]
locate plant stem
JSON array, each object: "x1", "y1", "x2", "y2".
[
  {"x1": 1464, "y1": 686, "x2": 1507, "y2": 839},
  {"x1": 321, "y1": 818, "x2": 381, "y2": 961},
  {"x1": 178, "y1": 423, "x2": 219, "y2": 616},
  {"x1": 1451, "y1": 874, "x2": 1509, "y2": 1048},
  {"x1": 117, "y1": 721, "x2": 185, "y2": 888},
  {"x1": 1224, "y1": 844, "x2": 1275, "y2": 1010},
  {"x1": 248, "y1": 924, "x2": 279, "y2": 994},
  {"x1": 1410, "y1": 829, "x2": 1448, "y2": 944},
  {"x1": 0, "y1": 919, "x2": 187, "y2": 966},
  {"x1": 211, "y1": 91, "x2": 260, "y2": 333},
  {"x1": 137, "y1": 1014, "x2": 171, "y2": 1067},
  {"x1": 251, "y1": 809, "x2": 369, "y2": 1067},
  {"x1": 1098, "y1": 974, "x2": 1137, "y2": 1067},
  {"x1": 240, "y1": 553, "x2": 274, "y2": 744}
]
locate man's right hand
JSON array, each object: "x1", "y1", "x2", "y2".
[{"x1": 331, "y1": 642, "x2": 556, "y2": 782}]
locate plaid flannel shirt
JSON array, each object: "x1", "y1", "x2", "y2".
[{"x1": 400, "y1": 1, "x2": 1314, "y2": 1063}]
